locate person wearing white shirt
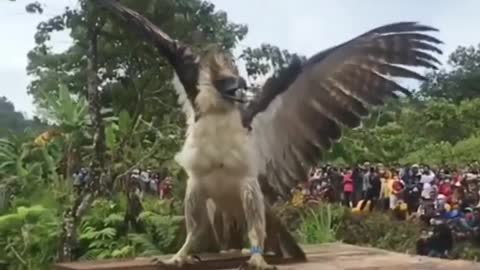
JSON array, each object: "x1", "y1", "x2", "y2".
[{"x1": 420, "y1": 169, "x2": 435, "y2": 184}]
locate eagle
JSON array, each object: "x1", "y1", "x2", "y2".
[{"x1": 96, "y1": 0, "x2": 443, "y2": 269}]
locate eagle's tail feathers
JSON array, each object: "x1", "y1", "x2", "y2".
[{"x1": 265, "y1": 206, "x2": 307, "y2": 260}]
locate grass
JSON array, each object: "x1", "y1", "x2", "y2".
[{"x1": 296, "y1": 204, "x2": 343, "y2": 244}]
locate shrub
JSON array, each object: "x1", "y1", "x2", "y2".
[
  {"x1": 0, "y1": 205, "x2": 61, "y2": 270},
  {"x1": 336, "y1": 211, "x2": 422, "y2": 253}
]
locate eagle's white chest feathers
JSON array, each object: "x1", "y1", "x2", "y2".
[{"x1": 175, "y1": 109, "x2": 257, "y2": 202}]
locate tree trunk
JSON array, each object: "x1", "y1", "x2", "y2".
[{"x1": 58, "y1": 7, "x2": 106, "y2": 262}]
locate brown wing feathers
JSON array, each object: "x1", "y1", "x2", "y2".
[
  {"x1": 250, "y1": 22, "x2": 442, "y2": 197},
  {"x1": 96, "y1": 0, "x2": 199, "y2": 102},
  {"x1": 242, "y1": 57, "x2": 303, "y2": 128}
]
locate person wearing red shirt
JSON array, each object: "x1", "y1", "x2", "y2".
[
  {"x1": 343, "y1": 169, "x2": 354, "y2": 207},
  {"x1": 390, "y1": 175, "x2": 405, "y2": 209},
  {"x1": 159, "y1": 176, "x2": 173, "y2": 199},
  {"x1": 438, "y1": 179, "x2": 452, "y2": 198}
]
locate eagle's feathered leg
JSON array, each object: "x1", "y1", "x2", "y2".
[
  {"x1": 206, "y1": 199, "x2": 224, "y2": 251},
  {"x1": 240, "y1": 179, "x2": 277, "y2": 270},
  {"x1": 239, "y1": 204, "x2": 305, "y2": 259},
  {"x1": 153, "y1": 181, "x2": 207, "y2": 266}
]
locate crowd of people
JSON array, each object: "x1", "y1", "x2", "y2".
[
  {"x1": 74, "y1": 162, "x2": 480, "y2": 259},
  {"x1": 290, "y1": 162, "x2": 480, "y2": 258},
  {"x1": 72, "y1": 167, "x2": 173, "y2": 199}
]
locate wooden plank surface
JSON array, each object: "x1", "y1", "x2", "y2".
[{"x1": 54, "y1": 243, "x2": 480, "y2": 270}]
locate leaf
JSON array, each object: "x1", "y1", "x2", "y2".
[
  {"x1": 118, "y1": 110, "x2": 131, "y2": 136},
  {"x1": 105, "y1": 125, "x2": 117, "y2": 151}
]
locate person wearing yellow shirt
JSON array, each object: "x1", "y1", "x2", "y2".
[
  {"x1": 380, "y1": 170, "x2": 393, "y2": 210},
  {"x1": 291, "y1": 185, "x2": 305, "y2": 208}
]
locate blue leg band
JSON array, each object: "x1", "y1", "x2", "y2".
[{"x1": 250, "y1": 246, "x2": 263, "y2": 254}]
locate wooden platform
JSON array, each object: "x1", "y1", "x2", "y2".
[{"x1": 54, "y1": 243, "x2": 480, "y2": 270}]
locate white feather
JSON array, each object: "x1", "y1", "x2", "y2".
[
  {"x1": 172, "y1": 72, "x2": 195, "y2": 128},
  {"x1": 174, "y1": 70, "x2": 259, "y2": 215}
]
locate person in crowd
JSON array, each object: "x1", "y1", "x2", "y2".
[
  {"x1": 72, "y1": 168, "x2": 89, "y2": 195},
  {"x1": 379, "y1": 167, "x2": 390, "y2": 210},
  {"x1": 329, "y1": 167, "x2": 343, "y2": 202},
  {"x1": 360, "y1": 166, "x2": 381, "y2": 212},
  {"x1": 362, "y1": 162, "x2": 371, "y2": 199},
  {"x1": 140, "y1": 169, "x2": 150, "y2": 193},
  {"x1": 159, "y1": 176, "x2": 173, "y2": 199},
  {"x1": 390, "y1": 171, "x2": 405, "y2": 210},
  {"x1": 308, "y1": 168, "x2": 323, "y2": 196},
  {"x1": 416, "y1": 229, "x2": 432, "y2": 256},
  {"x1": 439, "y1": 177, "x2": 453, "y2": 198},
  {"x1": 401, "y1": 165, "x2": 419, "y2": 212},
  {"x1": 343, "y1": 168, "x2": 354, "y2": 207},
  {"x1": 420, "y1": 165, "x2": 435, "y2": 184},
  {"x1": 149, "y1": 172, "x2": 160, "y2": 194},
  {"x1": 352, "y1": 165, "x2": 364, "y2": 206},
  {"x1": 421, "y1": 180, "x2": 434, "y2": 201},
  {"x1": 392, "y1": 199, "x2": 408, "y2": 220},
  {"x1": 291, "y1": 184, "x2": 305, "y2": 208},
  {"x1": 416, "y1": 218, "x2": 454, "y2": 259}
]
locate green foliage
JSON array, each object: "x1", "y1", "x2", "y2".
[
  {"x1": 420, "y1": 44, "x2": 480, "y2": 102},
  {"x1": 0, "y1": 205, "x2": 61, "y2": 270},
  {"x1": 37, "y1": 85, "x2": 89, "y2": 132},
  {"x1": 129, "y1": 211, "x2": 184, "y2": 256},
  {"x1": 240, "y1": 44, "x2": 306, "y2": 79},
  {"x1": 401, "y1": 136, "x2": 480, "y2": 167},
  {"x1": 291, "y1": 205, "x2": 421, "y2": 254},
  {"x1": 4, "y1": 0, "x2": 480, "y2": 267},
  {"x1": 296, "y1": 207, "x2": 480, "y2": 261},
  {"x1": 401, "y1": 141, "x2": 454, "y2": 166},
  {"x1": 78, "y1": 199, "x2": 132, "y2": 260},
  {"x1": 297, "y1": 204, "x2": 345, "y2": 244},
  {"x1": 0, "y1": 133, "x2": 59, "y2": 201},
  {"x1": 453, "y1": 242, "x2": 480, "y2": 261},
  {"x1": 76, "y1": 198, "x2": 182, "y2": 260},
  {"x1": 26, "y1": 0, "x2": 248, "y2": 136},
  {"x1": 293, "y1": 205, "x2": 419, "y2": 254},
  {"x1": 0, "y1": 197, "x2": 182, "y2": 268},
  {"x1": 336, "y1": 211, "x2": 421, "y2": 253}
]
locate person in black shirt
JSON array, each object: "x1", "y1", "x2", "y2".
[
  {"x1": 403, "y1": 165, "x2": 422, "y2": 214},
  {"x1": 352, "y1": 164, "x2": 366, "y2": 205},
  {"x1": 428, "y1": 221, "x2": 453, "y2": 258},
  {"x1": 359, "y1": 167, "x2": 381, "y2": 211}
]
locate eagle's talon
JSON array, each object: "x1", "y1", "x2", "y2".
[
  {"x1": 150, "y1": 256, "x2": 161, "y2": 263},
  {"x1": 238, "y1": 255, "x2": 277, "y2": 270},
  {"x1": 241, "y1": 248, "x2": 251, "y2": 255},
  {"x1": 150, "y1": 255, "x2": 198, "y2": 267},
  {"x1": 221, "y1": 249, "x2": 241, "y2": 254},
  {"x1": 192, "y1": 255, "x2": 202, "y2": 262},
  {"x1": 238, "y1": 262, "x2": 278, "y2": 270}
]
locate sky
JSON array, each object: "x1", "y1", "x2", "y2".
[{"x1": 1, "y1": 0, "x2": 479, "y2": 118}]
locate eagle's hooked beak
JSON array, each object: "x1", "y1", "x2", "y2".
[{"x1": 214, "y1": 76, "x2": 248, "y2": 103}]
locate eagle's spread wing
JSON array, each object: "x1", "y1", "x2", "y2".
[
  {"x1": 96, "y1": 0, "x2": 199, "y2": 104},
  {"x1": 244, "y1": 22, "x2": 443, "y2": 198}
]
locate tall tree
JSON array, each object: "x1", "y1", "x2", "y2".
[
  {"x1": 25, "y1": 0, "x2": 251, "y2": 261},
  {"x1": 0, "y1": 97, "x2": 46, "y2": 136},
  {"x1": 419, "y1": 44, "x2": 480, "y2": 102},
  {"x1": 58, "y1": 2, "x2": 108, "y2": 261},
  {"x1": 27, "y1": 0, "x2": 248, "y2": 121}
]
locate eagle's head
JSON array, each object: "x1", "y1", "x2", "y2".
[{"x1": 195, "y1": 45, "x2": 248, "y2": 114}]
